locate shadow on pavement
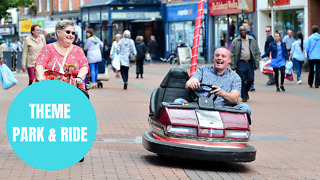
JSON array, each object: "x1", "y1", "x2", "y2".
[{"x1": 142, "y1": 154, "x2": 251, "y2": 173}]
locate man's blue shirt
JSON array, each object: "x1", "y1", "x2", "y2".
[{"x1": 192, "y1": 65, "x2": 242, "y2": 106}]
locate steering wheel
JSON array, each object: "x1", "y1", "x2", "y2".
[{"x1": 192, "y1": 83, "x2": 218, "y2": 102}]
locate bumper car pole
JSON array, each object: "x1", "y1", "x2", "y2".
[{"x1": 190, "y1": 0, "x2": 205, "y2": 77}]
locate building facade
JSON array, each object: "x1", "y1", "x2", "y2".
[
  {"x1": 257, "y1": 0, "x2": 307, "y2": 53},
  {"x1": 207, "y1": 0, "x2": 257, "y2": 62}
]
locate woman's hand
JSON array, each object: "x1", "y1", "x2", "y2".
[{"x1": 74, "y1": 77, "x2": 84, "y2": 85}]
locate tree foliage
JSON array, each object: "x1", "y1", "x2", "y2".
[{"x1": 0, "y1": 0, "x2": 35, "y2": 20}]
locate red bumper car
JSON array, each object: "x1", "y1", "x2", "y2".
[{"x1": 142, "y1": 68, "x2": 256, "y2": 162}]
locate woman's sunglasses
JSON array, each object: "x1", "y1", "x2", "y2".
[{"x1": 64, "y1": 30, "x2": 76, "y2": 35}]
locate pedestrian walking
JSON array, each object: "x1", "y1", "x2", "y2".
[
  {"x1": 135, "y1": 36, "x2": 147, "y2": 79},
  {"x1": 22, "y1": 24, "x2": 46, "y2": 85},
  {"x1": 16, "y1": 37, "x2": 23, "y2": 51},
  {"x1": 116, "y1": 30, "x2": 136, "y2": 90},
  {"x1": 289, "y1": 32, "x2": 305, "y2": 84},
  {"x1": 305, "y1": 25, "x2": 320, "y2": 88},
  {"x1": 148, "y1": 35, "x2": 157, "y2": 64},
  {"x1": 231, "y1": 26, "x2": 260, "y2": 102},
  {"x1": 264, "y1": 26, "x2": 276, "y2": 86},
  {"x1": 283, "y1": 30, "x2": 294, "y2": 55},
  {"x1": 261, "y1": 32, "x2": 289, "y2": 92},
  {"x1": 84, "y1": 28, "x2": 103, "y2": 89},
  {"x1": 110, "y1": 34, "x2": 122, "y2": 78},
  {"x1": 46, "y1": 33, "x2": 57, "y2": 44},
  {"x1": 103, "y1": 39, "x2": 111, "y2": 66}
]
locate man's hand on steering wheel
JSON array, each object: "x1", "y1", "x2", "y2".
[
  {"x1": 211, "y1": 86, "x2": 224, "y2": 98},
  {"x1": 186, "y1": 78, "x2": 200, "y2": 90}
]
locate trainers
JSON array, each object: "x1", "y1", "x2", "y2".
[
  {"x1": 160, "y1": 58, "x2": 167, "y2": 62},
  {"x1": 297, "y1": 80, "x2": 302, "y2": 84},
  {"x1": 280, "y1": 86, "x2": 285, "y2": 92},
  {"x1": 276, "y1": 88, "x2": 280, "y2": 92}
]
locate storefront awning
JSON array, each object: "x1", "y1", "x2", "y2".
[{"x1": 81, "y1": 0, "x2": 115, "y2": 8}]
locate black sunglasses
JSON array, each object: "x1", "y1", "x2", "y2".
[{"x1": 64, "y1": 30, "x2": 76, "y2": 35}]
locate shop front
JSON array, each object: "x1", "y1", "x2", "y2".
[
  {"x1": 208, "y1": 0, "x2": 256, "y2": 55},
  {"x1": 81, "y1": 0, "x2": 164, "y2": 58},
  {"x1": 166, "y1": 2, "x2": 208, "y2": 60},
  {"x1": 257, "y1": 0, "x2": 307, "y2": 53}
]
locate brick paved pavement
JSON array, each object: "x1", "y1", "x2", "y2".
[{"x1": 0, "y1": 62, "x2": 320, "y2": 180}]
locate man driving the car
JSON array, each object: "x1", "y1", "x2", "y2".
[{"x1": 176, "y1": 47, "x2": 251, "y2": 113}]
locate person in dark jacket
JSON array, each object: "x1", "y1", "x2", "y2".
[
  {"x1": 148, "y1": 35, "x2": 157, "y2": 64},
  {"x1": 261, "y1": 32, "x2": 289, "y2": 92},
  {"x1": 135, "y1": 36, "x2": 147, "y2": 78},
  {"x1": 46, "y1": 33, "x2": 57, "y2": 44}
]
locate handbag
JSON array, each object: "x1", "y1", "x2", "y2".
[
  {"x1": 0, "y1": 62, "x2": 18, "y2": 89},
  {"x1": 145, "y1": 52, "x2": 151, "y2": 61},
  {"x1": 129, "y1": 53, "x2": 136, "y2": 63},
  {"x1": 97, "y1": 68, "x2": 109, "y2": 81}
]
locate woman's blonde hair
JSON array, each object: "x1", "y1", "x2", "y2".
[
  {"x1": 115, "y1": 34, "x2": 122, "y2": 40},
  {"x1": 136, "y1": 36, "x2": 142, "y2": 41}
]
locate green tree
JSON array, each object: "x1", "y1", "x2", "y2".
[{"x1": 0, "y1": 0, "x2": 35, "y2": 20}]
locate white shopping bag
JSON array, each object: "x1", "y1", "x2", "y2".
[{"x1": 112, "y1": 53, "x2": 120, "y2": 71}]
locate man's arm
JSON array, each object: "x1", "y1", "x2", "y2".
[
  {"x1": 211, "y1": 86, "x2": 240, "y2": 105},
  {"x1": 185, "y1": 78, "x2": 200, "y2": 90}
]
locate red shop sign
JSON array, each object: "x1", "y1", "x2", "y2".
[
  {"x1": 209, "y1": 0, "x2": 255, "y2": 16},
  {"x1": 274, "y1": 0, "x2": 290, "y2": 6}
]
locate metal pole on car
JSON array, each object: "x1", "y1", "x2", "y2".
[{"x1": 190, "y1": 0, "x2": 205, "y2": 77}]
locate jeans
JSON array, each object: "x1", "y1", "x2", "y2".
[
  {"x1": 273, "y1": 66, "x2": 285, "y2": 88},
  {"x1": 173, "y1": 98, "x2": 251, "y2": 115},
  {"x1": 150, "y1": 53, "x2": 156, "y2": 63},
  {"x1": 292, "y1": 58, "x2": 303, "y2": 80},
  {"x1": 89, "y1": 62, "x2": 99, "y2": 83},
  {"x1": 120, "y1": 65, "x2": 129, "y2": 83},
  {"x1": 236, "y1": 61, "x2": 254, "y2": 99},
  {"x1": 308, "y1": 59, "x2": 320, "y2": 87}
]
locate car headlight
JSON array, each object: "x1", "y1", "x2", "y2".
[
  {"x1": 167, "y1": 125, "x2": 197, "y2": 136},
  {"x1": 199, "y1": 129, "x2": 224, "y2": 137},
  {"x1": 225, "y1": 130, "x2": 250, "y2": 139}
]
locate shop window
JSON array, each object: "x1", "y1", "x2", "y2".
[
  {"x1": 214, "y1": 15, "x2": 228, "y2": 49},
  {"x1": 274, "y1": 9, "x2": 304, "y2": 38}
]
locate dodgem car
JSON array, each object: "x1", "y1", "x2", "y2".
[{"x1": 142, "y1": 67, "x2": 256, "y2": 162}]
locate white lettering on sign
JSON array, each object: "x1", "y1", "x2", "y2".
[
  {"x1": 29, "y1": 104, "x2": 70, "y2": 119},
  {"x1": 13, "y1": 127, "x2": 45, "y2": 142},
  {"x1": 178, "y1": 9, "x2": 193, "y2": 16},
  {"x1": 61, "y1": 127, "x2": 87, "y2": 142}
]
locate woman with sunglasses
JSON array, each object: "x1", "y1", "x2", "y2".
[
  {"x1": 35, "y1": 20, "x2": 89, "y2": 92},
  {"x1": 84, "y1": 28, "x2": 103, "y2": 89},
  {"x1": 22, "y1": 24, "x2": 46, "y2": 85}
]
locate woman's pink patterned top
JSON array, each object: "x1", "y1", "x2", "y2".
[
  {"x1": 36, "y1": 43, "x2": 89, "y2": 90},
  {"x1": 36, "y1": 43, "x2": 88, "y2": 72}
]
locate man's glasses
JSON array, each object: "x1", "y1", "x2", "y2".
[
  {"x1": 64, "y1": 30, "x2": 76, "y2": 35},
  {"x1": 266, "y1": 30, "x2": 271, "y2": 32}
]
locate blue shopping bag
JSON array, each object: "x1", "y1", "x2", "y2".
[{"x1": 0, "y1": 63, "x2": 18, "y2": 90}]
